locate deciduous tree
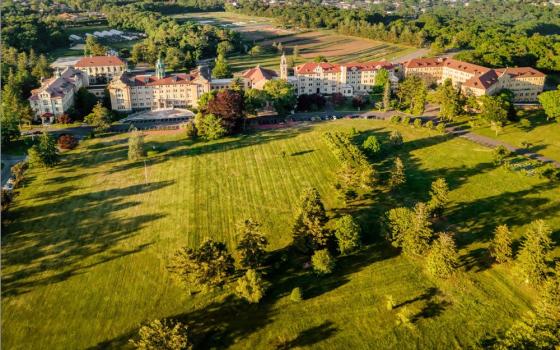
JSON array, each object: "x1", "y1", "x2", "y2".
[
  {"x1": 206, "y1": 89, "x2": 245, "y2": 133},
  {"x1": 130, "y1": 319, "x2": 191, "y2": 350},
  {"x1": 538, "y1": 88, "x2": 560, "y2": 122},
  {"x1": 263, "y1": 80, "x2": 296, "y2": 116},
  {"x1": 517, "y1": 220, "x2": 552, "y2": 286},
  {"x1": 426, "y1": 233, "x2": 459, "y2": 278},
  {"x1": 128, "y1": 129, "x2": 145, "y2": 161},
  {"x1": 85, "y1": 102, "x2": 111, "y2": 132},
  {"x1": 292, "y1": 187, "x2": 330, "y2": 252},
  {"x1": 311, "y1": 249, "x2": 334, "y2": 275},
  {"x1": 334, "y1": 215, "x2": 361, "y2": 255},
  {"x1": 235, "y1": 269, "x2": 266, "y2": 304}
]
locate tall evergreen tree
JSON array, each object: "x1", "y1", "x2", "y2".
[
  {"x1": 85, "y1": 102, "x2": 111, "y2": 132},
  {"x1": 235, "y1": 219, "x2": 269, "y2": 269},
  {"x1": 382, "y1": 81, "x2": 391, "y2": 111},
  {"x1": 402, "y1": 202, "x2": 433, "y2": 256},
  {"x1": 428, "y1": 178, "x2": 449, "y2": 217},
  {"x1": 334, "y1": 215, "x2": 361, "y2": 255},
  {"x1": 517, "y1": 220, "x2": 552, "y2": 286},
  {"x1": 426, "y1": 233, "x2": 459, "y2": 278},
  {"x1": 489, "y1": 225, "x2": 513, "y2": 264},
  {"x1": 128, "y1": 129, "x2": 145, "y2": 161},
  {"x1": 292, "y1": 187, "x2": 330, "y2": 252},
  {"x1": 388, "y1": 157, "x2": 405, "y2": 189},
  {"x1": 212, "y1": 54, "x2": 232, "y2": 78}
]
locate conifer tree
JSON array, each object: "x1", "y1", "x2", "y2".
[
  {"x1": 334, "y1": 215, "x2": 361, "y2": 255},
  {"x1": 128, "y1": 129, "x2": 145, "y2": 161},
  {"x1": 426, "y1": 233, "x2": 459, "y2": 278},
  {"x1": 402, "y1": 202, "x2": 433, "y2": 256},
  {"x1": 389, "y1": 130, "x2": 403, "y2": 147},
  {"x1": 382, "y1": 81, "x2": 391, "y2": 111},
  {"x1": 489, "y1": 225, "x2": 513, "y2": 264},
  {"x1": 236, "y1": 219, "x2": 268, "y2": 269},
  {"x1": 428, "y1": 178, "x2": 449, "y2": 217},
  {"x1": 388, "y1": 157, "x2": 405, "y2": 189},
  {"x1": 517, "y1": 220, "x2": 552, "y2": 286},
  {"x1": 292, "y1": 187, "x2": 330, "y2": 252},
  {"x1": 29, "y1": 132, "x2": 59, "y2": 168},
  {"x1": 212, "y1": 54, "x2": 232, "y2": 78}
]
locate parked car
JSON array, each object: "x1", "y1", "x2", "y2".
[{"x1": 3, "y1": 183, "x2": 14, "y2": 191}]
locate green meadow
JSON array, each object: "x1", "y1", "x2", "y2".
[{"x1": 2, "y1": 119, "x2": 559, "y2": 349}]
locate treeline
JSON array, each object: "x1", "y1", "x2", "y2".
[
  {"x1": 228, "y1": 1, "x2": 426, "y2": 47},
  {"x1": 228, "y1": 0, "x2": 560, "y2": 72},
  {"x1": 102, "y1": 4, "x2": 242, "y2": 69}
]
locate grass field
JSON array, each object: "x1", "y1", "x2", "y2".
[
  {"x1": 466, "y1": 110, "x2": 560, "y2": 162},
  {"x1": 2, "y1": 119, "x2": 559, "y2": 349}
]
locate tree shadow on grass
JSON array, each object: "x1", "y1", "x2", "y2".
[
  {"x1": 274, "y1": 321, "x2": 338, "y2": 350},
  {"x1": 1, "y1": 180, "x2": 174, "y2": 297}
]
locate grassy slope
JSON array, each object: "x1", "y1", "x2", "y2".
[
  {"x1": 2, "y1": 119, "x2": 559, "y2": 349},
  {"x1": 468, "y1": 110, "x2": 560, "y2": 162}
]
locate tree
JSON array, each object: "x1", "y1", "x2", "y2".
[
  {"x1": 212, "y1": 54, "x2": 232, "y2": 78},
  {"x1": 292, "y1": 187, "x2": 330, "y2": 252},
  {"x1": 334, "y1": 215, "x2": 361, "y2": 255},
  {"x1": 195, "y1": 113, "x2": 226, "y2": 141},
  {"x1": 236, "y1": 219, "x2": 268, "y2": 269},
  {"x1": 428, "y1": 178, "x2": 449, "y2": 217},
  {"x1": 426, "y1": 233, "x2": 459, "y2": 278},
  {"x1": 244, "y1": 88, "x2": 267, "y2": 115},
  {"x1": 489, "y1": 225, "x2": 513, "y2": 264},
  {"x1": 249, "y1": 45, "x2": 262, "y2": 56},
  {"x1": 382, "y1": 81, "x2": 391, "y2": 111},
  {"x1": 397, "y1": 76, "x2": 426, "y2": 115},
  {"x1": 197, "y1": 90, "x2": 218, "y2": 111},
  {"x1": 217, "y1": 41, "x2": 234, "y2": 57},
  {"x1": 386, "y1": 207, "x2": 414, "y2": 248},
  {"x1": 74, "y1": 88, "x2": 98, "y2": 119},
  {"x1": 313, "y1": 56, "x2": 328, "y2": 63},
  {"x1": 85, "y1": 102, "x2": 111, "y2": 132},
  {"x1": 479, "y1": 95, "x2": 508, "y2": 124},
  {"x1": 389, "y1": 130, "x2": 403, "y2": 147},
  {"x1": 331, "y1": 93, "x2": 345, "y2": 107},
  {"x1": 292, "y1": 45, "x2": 300, "y2": 58},
  {"x1": 84, "y1": 35, "x2": 107, "y2": 56},
  {"x1": 403, "y1": 202, "x2": 433, "y2": 256},
  {"x1": 434, "y1": 79, "x2": 463, "y2": 121},
  {"x1": 130, "y1": 319, "x2": 192, "y2": 350},
  {"x1": 29, "y1": 132, "x2": 58, "y2": 168},
  {"x1": 388, "y1": 157, "x2": 405, "y2": 189},
  {"x1": 538, "y1": 88, "x2": 560, "y2": 122},
  {"x1": 517, "y1": 220, "x2": 552, "y2": 286},
  {"x1": 235, "y1": 269, "x2": 266, "y2": 304},
  {"x1": 128, "y1": 129, "x2": 145, "y2": 161},
  {"x1": 206, "y1": 89, "x2": 244, "y2": 133},
  {"x1": 362, "y1": 136, "x2": 381, "y2": 157},
  {"x1": 290, "y1": 287, "x2": 303, "y2": 302},
  {"x1": 165, "y1": 47, "x2": 185, "y2": 71},
  {"x1": 311, "y1": 249, "x2": 334, "y2": 275},
  {"x1": 169, "y1": 239, "x2": 235, "y2": 290},
  {"x1": 263, "y1": 80, "x2": 296, "y2": 116},
  {"x1": 375, "y1": 68, "x2": 389, "y2": 87},
  {"x1": 31, "y1": 54, "x2": 50, "y2": 80}
]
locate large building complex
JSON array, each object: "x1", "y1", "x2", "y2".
[
  {"x1": 404, "y1": 57, "x2": 545, "y2": 102},
  {"x1": 75, "y1": 55, "x2": 127, "y2": 98},
  {"x1": 28, "y1": 67, "x2": 88, "y2": 122},
  {"x1": 108, "y1": 58, "x2": 215, "y2": 111},
  {"x1": 289, "y1": 55, "x2": 399, "y2": 96}
]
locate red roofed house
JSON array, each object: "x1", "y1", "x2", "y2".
[
  {"x1": 28, "y1": 67, "x2": 88, "y2": 122},
  {"x1": 404, "y1": 57, "x2": 545, "y2": 102},
  {"x1": 240, "y1": 65, "x2": 278, "y2": 90}
]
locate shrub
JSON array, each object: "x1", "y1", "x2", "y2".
[
  {"x1": 436, "y1": 122, "x2": 446, "y2": 134},
  {"x1": 425, "y1": 120, "x2": 434, "y2": 129},
  {"x1": 311, "y1": 249, "x2": 334, "y2": 275},
  {"x1": 130, "y1": 319, "x2": 191, "y2": 350},
  {"x1": 331, "y1": 93, "x2": 345, "y2": 106},
  {"x1": 184, "y1": 122, "x2": 197, "y2": 140},
  {"x1": 390, "y1": 115, "x2": 400, "y2": 124},
  {"x1": 57, "y1": 134, "x2": 78, "y2": 150},
  {"x1": 401, "y1": 116, "x2": 411, "y2": 125},
  {"x1": 492, "y1": 145, "x2": 512, "y2": 165},
  {"x1": 235, "y1": 269, "x2": 266, "y2": 304},
  {"x1": 413, "y1": 118, "x2": 422, "y2": 128},
  {"x1": 290, "y1": 287, "x2": 303, "y2": 302},
  {"x1": 362, "y1": 135, "x2": 381, "y2": 156},
  {"x1": 57, "y1": 114, "x2": 73, "y2": 124},
  {"x1": 519, "y1": 118, "x2": 531, "y2": 129}
]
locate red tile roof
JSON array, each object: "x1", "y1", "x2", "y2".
[
  {"x1": 75, "y1": 56, "x2": 125, "y2": 68},
  {"x1": 124, "y1": 73, "x2": 197, "y2": 86},
  {"x1": 495, "y1": 67, "x2": 546, "y2": 78},
  {"x1": 242, "y1": 66, "x2": 278, "y2": 82},
  {"x1": 463, "y1": 70, "x2": 499, "y2": 89},
  {"x1": 296, "y1": 61, "x2": 394, "y2": 75}
]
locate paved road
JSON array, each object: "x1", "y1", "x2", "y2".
[{"x1": 392, "y1": 48, "x2": 430, "y2": 64}]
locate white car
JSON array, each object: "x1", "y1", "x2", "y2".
[{"x1": 3, "y1": 183, "x2": 14, "y2": 191}]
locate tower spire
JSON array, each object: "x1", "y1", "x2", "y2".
[
  {"x1": 155, "y1": 54, "x2": 165, "y2": 79},
  {"x1": 280, "y1": 51, "x2": 288, "y2": 80}
]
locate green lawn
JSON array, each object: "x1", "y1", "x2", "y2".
[
  {"x1": 466, "y1": 110, "x2": 560, "y2": 162},
  {"x1": 2, "y1": 119, "x2": 559, "y2": 349}
]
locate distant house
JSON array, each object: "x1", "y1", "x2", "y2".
[
  {"x1": 28, "y1": 67, "x2": 88, "y2": 122},
  {"x1": 404, "y1": 57, "x2": 546, "y2": 102},
  {"x1": 240, "y1": 65, "x2": 278, "y2": 89}
]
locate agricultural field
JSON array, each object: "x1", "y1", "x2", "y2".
[
  {"x1": 172, "y1": 11, "x2": 417, "y2": 72},
  {"x1": 2, "y1": 119, "x2": 559, "y2": 349}
]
